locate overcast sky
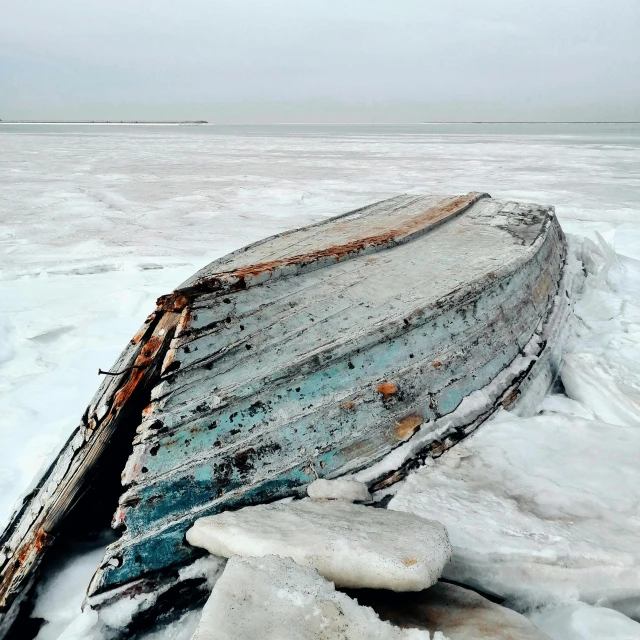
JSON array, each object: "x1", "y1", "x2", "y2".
[{"x1": 1, "y1": 0, "x2": 638, "y2": 122}]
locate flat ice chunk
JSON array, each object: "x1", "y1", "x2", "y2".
[
  {"x1": 191, "y1": 555, "x2": 429, "y2": 640},
  {"x1": 561, "y1": 353, "x2": 640, "y2": 427},
  {"x1": 527, "y1": 601, "x2": 640, "y2": 640},
  {"x1": 389, "y1": 413, "x2": 640, "y2": 611},
  {"x1": 354, "y1": 581, "x2": 551, "y2": 640},
  {"x1": 307, "y1": 478, "x2": 371, "y2": 502},
  {"x1": 187, "y1": 500, "x2": 451, "y2": 591}
]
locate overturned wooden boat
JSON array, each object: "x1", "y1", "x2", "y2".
[{"x1": 0, "y1": 192, "x2": 569, "y2": 633}]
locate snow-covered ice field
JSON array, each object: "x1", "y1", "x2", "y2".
[{"x1": 1, "y1": 123, "x2": 639, "y2": 639}]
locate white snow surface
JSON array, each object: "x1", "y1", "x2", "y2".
[
  {"x1": 526, "y1": 602, "x2": 640, "y2": 640},
  {"x1": 0, "y1": 123, "x2": 638, "y2": 638},
  {"x1": 186, "y1": 500, "x2": 451, "y2": 591},
  {"x1": 306, "y1": 478, "x2": 371, "y2": 502},
  {"x1": 562, "y1": 352, "x2": 640, "y2": 427},
  {"x1": 191, "y1": 555, "x2": 429, "y2": 640}
]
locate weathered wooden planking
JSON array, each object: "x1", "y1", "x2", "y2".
[
  {"x1": 88, "y1": 195, "x2": 566, "y2": 596},
  {"x1": 171, "y1": 192, "x2": 485, "y2": 299},
  {"x1": 0, "y1": 192, "x2": 482, "y2": 628},
  {"x1": 151, "y1": 199, "x2": 546, "y2": 411},
  {"x1": 0, "y1": 192, "x2": 567, "y2": 632}
]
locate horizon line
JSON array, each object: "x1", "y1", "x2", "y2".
[{"x1": 1, "y1": 120, "x2": 639, "y2": 125}]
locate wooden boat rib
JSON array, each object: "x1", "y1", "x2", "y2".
[{"x1": 0, "y1": 192, "x2": 567, "y2": 633}]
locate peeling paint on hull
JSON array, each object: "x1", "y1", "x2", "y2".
[{"x1": 0, "y1": 193, "x2": 567, "y2": 633}]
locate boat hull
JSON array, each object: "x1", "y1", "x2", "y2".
[
  {"x1": 0, "y1": 193, "x2": 568, "y2": 634},
  {"x1": 94, "y1": 195, "x2": 566, "y2": 594}
]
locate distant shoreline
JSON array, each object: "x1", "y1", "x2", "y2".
[
  {"x1": 0, "y1": 120, "x2": 638, "y2": 125},
  {"x1": 422, "y1": 121, "x2": 640, "y2": 125},
  {"x1": 0, "y1": 120, "x2": 209, "y2": 125}
]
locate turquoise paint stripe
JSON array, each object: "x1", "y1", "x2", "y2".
[{"x1": 98, "y1": 471, "x2": 314, "y2": 590}]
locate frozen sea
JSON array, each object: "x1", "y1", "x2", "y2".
[{"x1": 1, "y1": 123, "x2": 639, "y2": 639}]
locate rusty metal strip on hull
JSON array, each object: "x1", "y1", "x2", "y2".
[{"x1": 159, "y1": 192, "x2": 488, "y2": 310}]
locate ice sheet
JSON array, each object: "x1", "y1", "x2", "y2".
[{"x1": 0, "y1": 124, "x2": 637, "y2": 638}]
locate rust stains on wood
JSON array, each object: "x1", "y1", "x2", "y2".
[
  {"x1": 131, "y1": 313, "x2": 157, "y2": 345},
  {"x1": 0, "y1": 529, "x2": 48, "y2": 608},
  {"x1": 394, "y1": 415, "x2": 423, "y2": 440},
  {"x1": 156, "y1": 293, "x2": 190, "y2": 314},
  {"x1": 107, "y1": 313, "x2": 180, "y2": 418},
  {"x1": 372, "y1": 469, "x2": 407, "y2": 492},
  {"x1": 220, "y1": 191, "x2": 469, "y2": 279},
  {"x1": 376, "y1": 382, "x2": 398, "y2": 398},
  {"x1": 17, "y1": 529, "x2": 47, "y2": 566},
  {"x1": 501, "y1": 387, "x2": 520, "y2": 409}
]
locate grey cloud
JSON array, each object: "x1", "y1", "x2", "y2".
[{"x1": 1, "y1": 0, "x2": 638, "y2": 121}]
